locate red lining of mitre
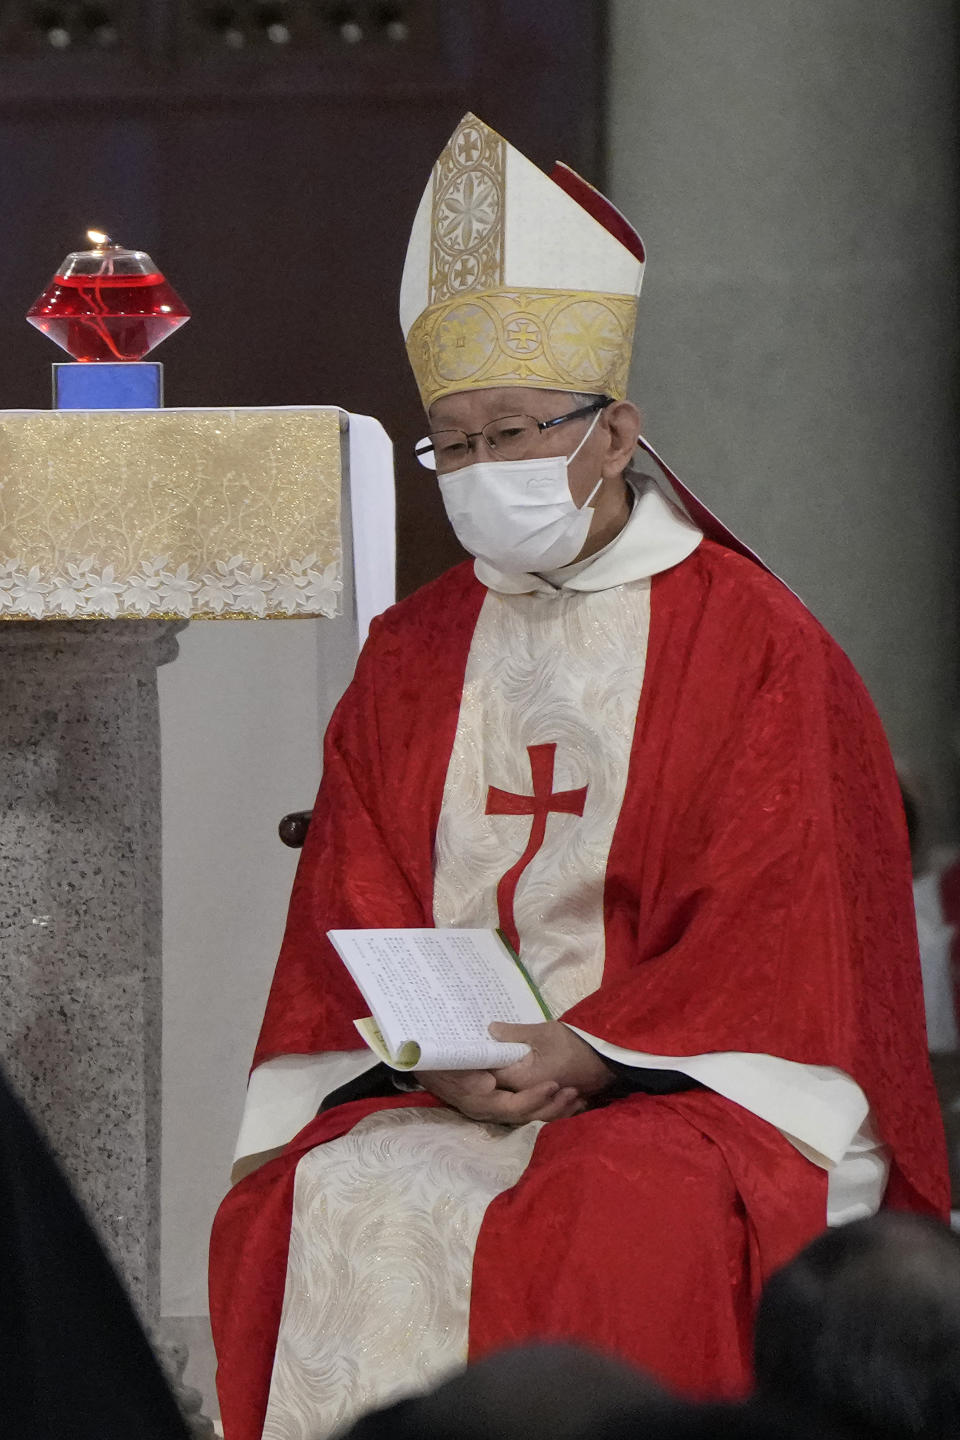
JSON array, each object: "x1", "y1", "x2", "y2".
[{"x1": 550, "y1": 161, "x2": 645, "y2": 263}]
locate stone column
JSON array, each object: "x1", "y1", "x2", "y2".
[
  {"x1": 608, "y1": 0, "x2": 959, "y2": 829},
  {"x1": 0, "y1": 619, "x2": 184, "y2": 1319}
]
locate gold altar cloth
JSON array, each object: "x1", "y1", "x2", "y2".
[{"x1": 0, "y1": 408, "x2": 343, "y2": 620}]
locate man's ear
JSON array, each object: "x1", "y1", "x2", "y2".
[{"x1": 601, "y1": 401, "x2": 642, "y2": 479}]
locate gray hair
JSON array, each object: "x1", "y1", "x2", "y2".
[{"x1": 559, "y1": 390, "x2": 607, "y2": 408}]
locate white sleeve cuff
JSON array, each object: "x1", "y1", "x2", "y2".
[
  {"x1": 233, "y1": 1050, "x2": 377, "y2": 1167},
  {"x1": 567, "y1": 1027, "x2": 867, "y2": 1165}
]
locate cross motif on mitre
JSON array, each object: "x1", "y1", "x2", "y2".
[
  {"x1": 485, "y1": 743, "x2": 588, "y2": 954},
  {"x1": 456, "y1": 126, "x2": 482, "y2": 165}
]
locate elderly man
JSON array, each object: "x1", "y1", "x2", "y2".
[{"x1": 210, "y1": 115, "x2": 947, "y2": 1440}]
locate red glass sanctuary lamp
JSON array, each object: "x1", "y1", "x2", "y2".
[{"x1": 26, "y1": 230, "x2": 190, "y2": 362}]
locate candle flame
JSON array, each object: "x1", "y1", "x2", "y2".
[{"x1": 86, "y1": 229, "x2": 113, "y2": 247}]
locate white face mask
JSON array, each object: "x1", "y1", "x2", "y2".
[{"x1": 438, "y1": 411, "x2": 604, "y2": 573}]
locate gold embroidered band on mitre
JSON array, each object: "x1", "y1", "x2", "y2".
[{"x1": 406, "y1": 288, "x2": 638, "y2": 408}]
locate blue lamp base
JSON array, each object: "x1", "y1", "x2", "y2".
[{"x1": 53, "y1": 362, "x2": 164, "y2": 410}]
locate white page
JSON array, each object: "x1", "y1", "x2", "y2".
[{"x1": 328, "y1": 928, "x2": 546, "y2": 1070}]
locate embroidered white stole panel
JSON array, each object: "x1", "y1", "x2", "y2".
[
  {"x1": 432, "y1": 581, "x2": 651, "y2": 1015},
  {"x1": 262, "y1": 1109, "x2": 542, "y2": 1440}
]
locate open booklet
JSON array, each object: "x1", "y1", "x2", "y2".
[{"x1": 327, "y1": 927, "x2": 552, "y2": 1071}]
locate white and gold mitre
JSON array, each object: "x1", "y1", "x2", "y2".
[{"x1": 400, "y1": 113, "x2": 645, "y2": 409}]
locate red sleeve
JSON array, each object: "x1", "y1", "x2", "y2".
[
  {"x1": 566, "y1": 549, "x2": 948, "y2": 1217},
  {"x1": 253, "y1": 566, "x2": 483, "y2": 1064},
  {"x1": 254, "y1": 621, "x2": 431, "y2": 1062}
]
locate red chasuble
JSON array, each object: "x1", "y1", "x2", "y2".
[{"x1": 210, "y1": 542, "x2": 948, "y2": 1440}]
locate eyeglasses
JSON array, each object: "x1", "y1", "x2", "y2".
[{"x1": 414, "y1": 397, "x2": 612, "y2": 473}]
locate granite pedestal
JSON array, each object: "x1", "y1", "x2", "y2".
[{"x1": 0, "y1": 618, "x2": 213, "y2": 1431}]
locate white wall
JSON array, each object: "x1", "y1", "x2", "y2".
[
  {"x1": 158, "y1": 618, "x2": 353, "y2": 1315},
  {"x1": 608, "y1": 0, "x2": 959, "y2": 833}
]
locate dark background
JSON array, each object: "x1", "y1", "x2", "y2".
[{"x1": 0, "y1": 0, "x2": 607, "y2": 596}]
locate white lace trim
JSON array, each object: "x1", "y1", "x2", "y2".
[{"x1": 0, "y1": 553, "x2": 342, "y2": 619}]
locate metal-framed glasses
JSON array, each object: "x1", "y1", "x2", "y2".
[{"x1": 414, "y1": 397, "x2": 612, "y2": 473}]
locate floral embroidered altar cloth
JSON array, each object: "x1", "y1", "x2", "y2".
[{"x1": 0, "y1": 407, "x2": 343, "y2": 620}]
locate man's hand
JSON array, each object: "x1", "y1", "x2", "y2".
[
  {"x1": 416, "y1": 1023, "x2": 614, "y2": 1125},
  {"x1": 490, "y1": 1021, "x2": 615, "y2": 1098},
  {"x1": 416, "y1": 1064, "x2": 585, "y2": 1125}
]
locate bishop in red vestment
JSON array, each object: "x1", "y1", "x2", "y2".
[{"x1": 209, "y1": 115, "x2": 948, "y2": 1440}]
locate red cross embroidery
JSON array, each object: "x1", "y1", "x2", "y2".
[{"x1": 485, "y1": 743, "x2": 588, "y2": 954}]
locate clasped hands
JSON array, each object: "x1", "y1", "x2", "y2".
[{"x1": 416, "y1": 1021, "x2": 614, "y2": 1125}]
